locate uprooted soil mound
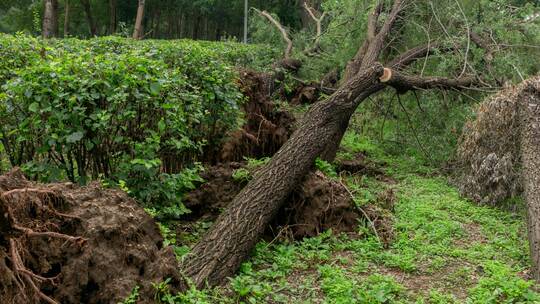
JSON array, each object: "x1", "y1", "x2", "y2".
[
  {"x1": 0, "y1": 168, "x2": 180, "y2": 304},
  {"x1": 184, "y1": 163, "x2": 394, "y2": 244},
  {"x1": 218, "y1": 70, "x2": 296, "y2": 163},
  {"x1": 336, "y1": 152, "x2": 389, "y2": 179},
  {"x1": 454, "y1": 76, "x2": 540, "y2": 205}
]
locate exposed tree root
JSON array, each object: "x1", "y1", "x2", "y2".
[{"x1": 0, "y1": 168, "x2": 181, "y2": 303}]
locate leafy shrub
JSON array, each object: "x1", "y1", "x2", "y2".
[
  {"x1": 0, "y1": 34, "x2": 278, "y2": 214},
  {"x1": 1, "y1": 50, "x2": 201, "y2": 181},
  {"x1": 118, "y1": 286, "x2": 140, "y2": 304}
]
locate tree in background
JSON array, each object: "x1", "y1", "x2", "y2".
[
  {"x1": 42, "y1": 0, "x2": 57, "y2": 38},
  {"x1": 132, "y1": 0, "x2": 145, "y2": 39},
  {"x1": 0, "y1": 0, "x2": 304, "y2": 40}
]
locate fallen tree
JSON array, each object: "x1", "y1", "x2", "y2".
[{"x1": 181, "y1": 0, "x2": 479, "y2": 288}]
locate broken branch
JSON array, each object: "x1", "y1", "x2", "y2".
[
  {"x1": 303, "y1": 2, "x2": 327, "y2": 52},
  {"x1": 255, "y1": 9, "x2": 293, "y2": 59},
  {"x1": 381, "y1": 68, "x2": 476, "y2": 93}
]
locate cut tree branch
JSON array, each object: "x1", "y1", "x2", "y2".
[{"x1": 381, "y1": 68, "x2": 476, "y2": 93}]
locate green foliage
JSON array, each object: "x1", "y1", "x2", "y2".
[
  {"x1": 232, "y1": 168, "x2": 251, "y2": 182},
  {"x1": 232, "y1": 157, "x2": 271, "y2": 182},
  {"x1": 319, "y1": 265, "x2": 406, "y2": 303},
  {"x1": 315, "y1": 158, "x2": 338, "y2": 179},
  {"x1": 0, "y1": 34, "x2": 277, "y2": 214},
  {"x1": 467, "y1": 261, "x2": 540, "y2": 303},
  {"x1": 153, "y1": 277, "x2": 215, "y2": 304},
  {"x1": 129, "y1": 166, "x2": 204, "y2": 219},
  {"x1": 118, "y1": 286, "x2": 140, "y2": 304}
]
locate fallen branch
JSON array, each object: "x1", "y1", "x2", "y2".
[{"x1": 382, "y1": 68, "x2": 476, "y2": 93}]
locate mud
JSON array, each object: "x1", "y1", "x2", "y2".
[{"x1": 0, "y1": 169, "x2": 180, "y2": 304}]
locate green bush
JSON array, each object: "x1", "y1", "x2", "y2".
[{"x1": 0, "y1": 34, "x2": 278, "y2": 215}]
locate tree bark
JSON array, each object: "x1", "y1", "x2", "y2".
[
  {"x1": 52, "y1": 0, "x2": 59, "y2": 36},
  {"x1": 133, "y1": 0, "x2": 146, "y2": 39},
  {"x1": 63, "y1": 0, "x2": 69, "y2": 37},
  {"x1": 81, "y1": 0, "x2": 97, "y2": 36},
  {"x1": 521, "y1": 79, "x2": 540, "y2": 281},
  {"x1": 109, "y1": 0, "x2": 117, "y2": 34},
  {"x1": 181, "y1": 64, "x2": 385, "y2": 288},
  {"x1": 42, "y1": 0, "x2": 55, "y2": 38}
]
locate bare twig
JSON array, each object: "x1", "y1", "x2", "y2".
[
  {"x1": 254, "y1": 9, "x2": 293, "y2": 59},
  {"x1": 303, "y1": 2, "x2": 327, "y2": 51},
  {"x1": 338, "y1": 178, "x2": 382, "y2": 244}
]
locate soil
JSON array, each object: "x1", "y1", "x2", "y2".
[
  {"x1": 183, "y1": 162, "x2": 395, "y2": 242},
  {"x1": 0, "y1": 168, "x2": 180, "y2": 304},
  {"x1": 216, "y1": 70, "x2": 296, "y2": 163},
  {"x1": 336, "y1": 152, "x2": 387, "y2": 177}
]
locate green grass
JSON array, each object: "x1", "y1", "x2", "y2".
[{"x1": 156, "y1": 132, "x2": 538, "y2": 303}]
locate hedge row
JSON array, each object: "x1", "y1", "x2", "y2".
[{"x1": 0, "y1": 34, "x2": 278, "y2": 216}]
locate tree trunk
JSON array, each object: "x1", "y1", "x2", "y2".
[
  {"x1": 42, "y1": 0, "x2": 55, "y2": 38},
  {"x1": 133, "y1": 0, "x2": 146, "y2": 39},
  {"x1": 109, "y1": 0, "x2": 117, "y2": 34},
  {"x1": 521, "y1": 79, "x2": 540, "y2": 281},
  {"x1": 181, "y1": 64, "x2": 384, "y2": 288},
  {"x1": 63, "y1": 0, "x2": 69, "y2": 37},
  {"x1": 81, "y1": 0, "x2": 97, "y2": 36},
  {"x1": 52, "y1": 0, "x2": 60, "y2": 37}
]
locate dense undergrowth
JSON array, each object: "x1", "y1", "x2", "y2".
[
  {"x1": 150, "y1": 131, "x2": 538, "y2": 304},
  {"x1": 0, "y1": 34, "x2": 279, "y2": 217}
]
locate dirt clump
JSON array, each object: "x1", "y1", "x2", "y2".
[
  {"x1": 218, "y1": 70, "x2": 296, "y2": 163},
  {"x1": 183, "y1": 162, "x2": 247, "y2": 220},
  {"x1": 336, "y1": 152, "x2": 387, "y2": 177},
  {"x1": 183, "y1": 163, "x2": 395, "y2": 243},
  {"x1": 0, "y1": 168, "x2": 180, "y2": 304},
  {"x1": 272, "y1": 170, "x2": 363, "y2": 239}
]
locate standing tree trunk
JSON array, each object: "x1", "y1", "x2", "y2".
[
  {"x1": 133, "y1": 0, "x2": 146, "y2": 39},
  {"x1": 109, "y1": 0, "x2": 117, "y2": 34},
  {"x1": 81, "y1": 0, "x2": 97, "y2": 36},
  {"x1": 63, "y1": 0, "x2": 69, "y2": 37},
  {"x1": 42, "y1": 0, "x2": 55, "y2": 38},
  {"x1": 521, "y1": 79, "x2": 540, "y2": 281},
  {"x1": 181, "y1": 65, "x2": 385, "y2": 288},
  {"x1": 52, "y1": 0, "x2": 59, "y2": 36}
]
